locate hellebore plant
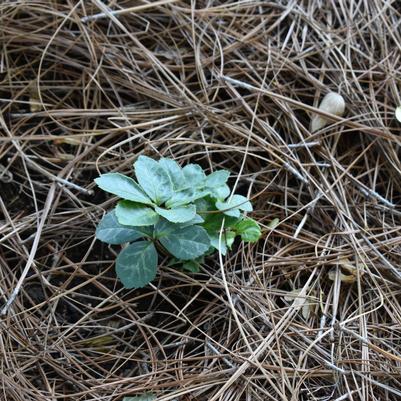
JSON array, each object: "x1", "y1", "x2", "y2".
[{"x1": 95, "y1": 156, "x2": 261, "y2": 288}]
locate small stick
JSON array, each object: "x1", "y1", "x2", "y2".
[
  {"x1": 81, "y1": 0, "x2": 178, "y2": 22},
  {"x1": 0, "y1": 116, "x2": 92, "y2": 195},
  {"x1": 333, "y1": 390, "x2": 357, "y2": 401},
  {"x1": 55, "y1": 177, "x2": 93, "y2": 195},
  {"x1": 283, "y1": 162, "x2": 309, "y2": 184},
  {"x1": 1, "y1": 183, "x2": 56, "y2": 315},
  {"x1": 288, "y1": 141, "x2": 321, "y2": 149},
  {"x1": 360, "y1": 186, "x2": 395, "y2": 208},
  {"x1": 28, "y1": 158, "x2": 93, "y2": 195},
  {"x1": 323, "y1": 359, "x2": 347, "y2": 374},
  {"x1": 311, "y1": 162, "x2": 331, "y2": 168},
  {"x1": 206, "y1": 340, "x2": 236, "y2": 368},
  {"x1": 0, "y1": 164, "x2": 13, "y2": 182},
  {"x1": 293, "y1": 212, "x2": 308, "y2": 239}
]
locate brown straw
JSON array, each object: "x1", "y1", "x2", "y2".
[{"x1": 1, "y1": 1, "x2": 401, "y2": 400}]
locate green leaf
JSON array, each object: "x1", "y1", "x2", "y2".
[
  {"x1": 234, "y1": 195, "x2": 253, "y2": 211},
  {"x1": 154, "y1": 218, "x2": 176, "y2": 238},
  {"x1": 134, "y1": 155, "x2": 173, "y2": 204},
  {"x1": 155, "y1": 204, "x2": 196, "y2": 223},
  {"x1": 267, "y1": 217, "x2": 279, "y2": 229},
  {"x1": 191, "y1": 189, "x2": 211, "y2": 201},
  {"x1": 165, "y1": 189, "x2": 194, "y2": 208},
  {"x1": 206, "y1": 170, "x2": 230, "y2": 187},
  {"x1": 216, "y1": 194, "x2": 252, "y2": 217},
  {"x1": 209, "y1": 231, "x2": 236, "y2": 255},
  {"x1": 95, "y1": 211, "x2": 147, "y2": 244},
  {"x1": 159, "y1": 158, "x2": 186, "y2": 190},
  {"x1": 116, "y1": 241, "x2": 158, "y2": 288},
  {"x1": 209, "y1": 233, "x2": 227, "y2": 255},
  {"x1": 116, "y1": 200, "x2": 159, "y2": 226},
  {"x1": 215, "y1": 203, "x2": 240, "y2": 218},
  {"x1": 202, "y1": 212, "x2": 239, "y2": 232},
  {"x1": 166, "y1": 188, "x2": 211, "y2": 208},
  {"x1": 123, "y1": 394, "x2": 156, "y2": 401},
  {"x1": 225, "y1": 230, "x2": 236, "y2": 248},
  {"x1": 158, "y1": 222, "x2": 210, "y2": 260},
  {"x1": 234, "y1": 218, "x2": 261, "y2": 243},
  {"x1": 209, "y1": 184, "x2": 230, "y2": 200},
  {"x1": 155, "y1": 216, "x2": 205, "y2": 237},
  {"x1": 182, "y1": 164, "x2": 205, "y2": 188},
  {"x1": 179, "y1": 214, "x2": 204, "y2": 227},
  {"x1": 182, "y1": 260, "x2": 200, "y2": 273},
  {"x1": 195, "y1": 197, "x2": 214, "y2": 213},
  {"x1": 95, "y1": 173, "x2": 152, "y2": 204}
]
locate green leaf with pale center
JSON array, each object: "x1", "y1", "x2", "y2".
[
  {"x1": 165, "y1": 189, "x2": 194, "y2": 208},
  {"x1": 215, "y1": 204, "x2": 240, "y2": 218},
  {"x1": 194, "y1": 197, "x2": 214, "y2": 213},
  {"x1": 166, "y1": 188, "x2": 211, "y2": 208},
  {"x1": 216, "y1": 194, "x2": 252, "y2": 217},
  {"x1": 157, "y1": 221, "x2": 210, "y2": 260},
  {"x1": 179, "y1": 214, "x2": 204, "y2": 227},
  {"x1": 190, "y1": 189, "x2": 211, "y2": 202},
  {"x1": 95, "y1": 173, "x2": 152, "y2": 204},
  {"x1": 155, "y1": 204, "x2": 196, "y2": 223},
  {"x1": 96, "y1": 210, "x2": 149, "y2": 244},
  {"x1": 154, "y1": 218, "x2": 176, "y2": 238},
  {"x1": 209, "y1": 184, "x2": 230, "y2": 200},
  {"x1": 159, "y1": 158, "x2": 186, "y2": 190},
  {"x1": 116, "y1": 200, "x2": 159, "y2": 226},
  {"x1": 116, "y1": 241, "x2": 158, "y2": 288},
  {"x1": 134, "y1": 155, "x2": 173, "y2": 204},
  {"x1": 182, "y1": 164, "x2": 205, "y2": 188},
  {"x1": 206, "y1": 170, "x2": 230, "y2": 187}
]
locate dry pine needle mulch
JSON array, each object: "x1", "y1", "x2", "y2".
[{"x1": 1, "y1": 1, "x2": 401, "y2": 400}]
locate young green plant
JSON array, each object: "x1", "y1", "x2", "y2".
[{"x1": 95, "y1": 156, "x2": 261, "y2": 288}]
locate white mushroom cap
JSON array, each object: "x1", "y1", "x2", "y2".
[{"x1": 311, "y1": 92, "x2": 345, "y2": 133}]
